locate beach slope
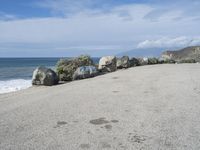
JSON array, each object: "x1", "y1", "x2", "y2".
[{"x1": 0, "y1": 64, "x2": 200, "y2": 150}]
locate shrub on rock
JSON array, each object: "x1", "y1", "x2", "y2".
[
  {"x1": 98, "y1": 56, "x2": 117, "y2": 72},
  {"x1": 73, "y1": 66, "x2": 98, "y2": 80},
  {"x1": 117, "y1": 56, "x2": 130, "y2": 69},
  {"x1": 32, "y1": 66, "x2": 59, "y2": 86},
  {"x1": 56, "y1": 55, "x2": 94, "y2": 81}
]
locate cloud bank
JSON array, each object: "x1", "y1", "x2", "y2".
[
  {"x1": 137, "y1": 37, "x2": 200, "y2": 49},
  {"x1": 0, "y1": 0, "x2": 200, "y2": 56}
]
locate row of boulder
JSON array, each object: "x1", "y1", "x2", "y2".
[{"x1": 31, "y1": 55, "x2": 174, "y2": 86}]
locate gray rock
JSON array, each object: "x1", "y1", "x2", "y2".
[
  {"x1": 117, "y1": 56, "x2": 130, "y2": 69},
  {"x1": 73, "y1": 66, "x2": 98, "y2": 80},
  {"x1": 129, "y1": 57, "x2": 140, "y2": 67},
  {"x1": 148, "y1": 57, "x2": 159, "y2": 65},
  {"x1": 98, "y1": 56, "x2": 117, "y2": 72},
  {"x1": 32, "y1": 66, "x2": 59, "y2": 86},
  {"x1": 138, "y1": 57, "x2": 149, "y2": 66}
]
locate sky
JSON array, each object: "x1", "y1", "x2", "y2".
[{"x1": 0, "y1": 0, "x2": 200, "y2": 57}]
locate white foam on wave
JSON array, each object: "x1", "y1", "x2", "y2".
[{"x1": 0, "y1": 79, "x2": 32, "y2": 94}]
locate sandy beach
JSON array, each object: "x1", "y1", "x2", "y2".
[{"x1": 0, "y1": 64, "x2": 200, "y2": 150}]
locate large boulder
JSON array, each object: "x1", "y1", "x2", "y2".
[
  {"x1": 138, "y1": 57, "x2": 149, "y2": 66},
  {"x1": 98, "y1": 56, "x2": 117, "y2": 72},
  {"x1": 116, "y1": 56, "x2": 130, "y2": 69},
  {"x1": 148, "y1": 57, "x2": 159, "y2": 65},
  {"x1": 56, "y1": 55, "x2": 94, "y2": 81},
  {"x1": 73, "y1": 66, "x2": 98, "y2": 80},
  {"x1": 32, "y1": 66, "x2": 59, "y2": 86},
  {"x1": 129, "y1": 57, "x2": 140, "y2": 67}
]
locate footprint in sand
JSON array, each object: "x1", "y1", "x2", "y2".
[
  {"x1": 89, "y1": 118, "x2": 119, "y2": 126},
  {"x1": 89, "y1": 118, "x2": 109, "y2": 125}
]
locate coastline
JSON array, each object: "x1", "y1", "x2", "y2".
[{"x1": 1, "y1": 64, "x2": 200, "y2": 149}]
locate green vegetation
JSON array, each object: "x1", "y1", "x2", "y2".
[{"x1": 56, "y1": 55, "x2": 94, "y2": 81}]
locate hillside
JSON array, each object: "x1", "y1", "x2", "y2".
[{"x1": 162, "y1": 46, "x2": 200, "y2": 61}]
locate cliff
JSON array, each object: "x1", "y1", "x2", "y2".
[{"x1": 161, "y1": 46, "x2": 200, "y2": 62}]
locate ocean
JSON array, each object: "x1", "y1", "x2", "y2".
[{"x1": 0, "y1": 57, "x2": 100, "y2": 94}]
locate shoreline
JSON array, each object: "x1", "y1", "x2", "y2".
[{"x1": 0, "y1": 63, "x2": 198, "y2": 95}]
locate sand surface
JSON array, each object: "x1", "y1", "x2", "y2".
[{"x1": 0, "y1": 64, "x2": 200, "y2": 150}]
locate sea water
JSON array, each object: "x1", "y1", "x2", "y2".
[{"x1": 0, "y1": 58, "x2": 100, "y2": 94}]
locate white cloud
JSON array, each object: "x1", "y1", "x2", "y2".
[
  {"x1": 0, "y1": 4, "x2": 153, "y2": 44},
  {"x1": 35, "y1": 0, "x2": 113, "y2": 16},
  {"x1": 137, "y1": 37, "x2": 200, "y2": 49}
]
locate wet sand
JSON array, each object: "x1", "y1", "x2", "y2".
[{"x1": 0, "y1": 64, "x2": 200, "y2": 150}]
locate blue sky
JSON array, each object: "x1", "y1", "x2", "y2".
[{"x1": 0, "y1": 0, "x2": 200, "y2": 57}]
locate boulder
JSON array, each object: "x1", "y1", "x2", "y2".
[
  {"x1": 163, "y1": 59, "x2": 176, "y2": 64},
  {"x1": 73, "y1": 66, "x2": 98, "y2": 80},
  {"x1": 32, "y1": 66, "x2": 59, "y2": 86},
  {"x1": 116, "y1": 56, "x2": 130, "y2": 69},
  {"x1": 178, "y1": 59, "x2": 196, "y2": 63},
  {"x1": 56, "y1": 55, "x2": 94, "y2": 81},
  {"x1": 98, "y1": 56, "x2": 117, "y2": 72},
  {"x1": 148, "y1": 57, "x2": 159, "y2": 65},
  {"x1": 138, "y1": 57, "x2": 149, "y2": 66},
  {"x1": 130, "y1": 57, "x2": 140, "y2": 67}
]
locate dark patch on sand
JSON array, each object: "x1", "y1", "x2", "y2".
[
  {"x1": 112, "y1": 77, "x2": 119, "y2": 79},
  {"x1": 57, "y1": 121, "x2": 67, "y2": 125},
  {"x1": 104, "y1": 124, "x2": 112, "y2": 130},
  {"x1": 128, "y1": 134, "x2": 146, "y2": 144},
  {"x1": 112, "y1": 91, "x2": 119, "y2": 93},
  {"x1": 89, "y1": 118, "x2": 109, "y2": 125},
  {"x1": 111, "y1": 120, "x2": 119, "y2": 123},
  {"x1": 80, "y1": 144, "x2": 90, "y2": 149},
  {"x1": 54, "y1": 121, "x2": 67, "y2": 128},
  {"x1": 118, "y1": 142, "x2": 123, "y2": 146},
  {"x1": 100, "y1": 142, "x2": 111, "y2": 149},
  {"x1": 144, "y1": 91, "x2": 149, "y2": 94}
]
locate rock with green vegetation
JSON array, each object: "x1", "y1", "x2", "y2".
[
  {"x1": 32, "y1": 66, "x2": 59, "y2": 86},
  {"x1": 117, "y1": 56, "x2": 130, "y2": 69},
  {"x1": 98, "y1": 56, "x2": 117, "y2": 72},
  {"x1": 129, "y1": 57, "x2": 140, "y2": 67},
  {"x1": 56, "y1": 55, "x2": 94, "y2": 81},
  {"x1": 73, "y1": 66, "x2": 98, "y2": 80},
  {"x1": 148, "y1": 57, "x2": 159, "y2": 65}
]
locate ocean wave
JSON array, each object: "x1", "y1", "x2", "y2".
[{"x1": 0, "y1": 79, "x2": 32, "y2": 94}]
